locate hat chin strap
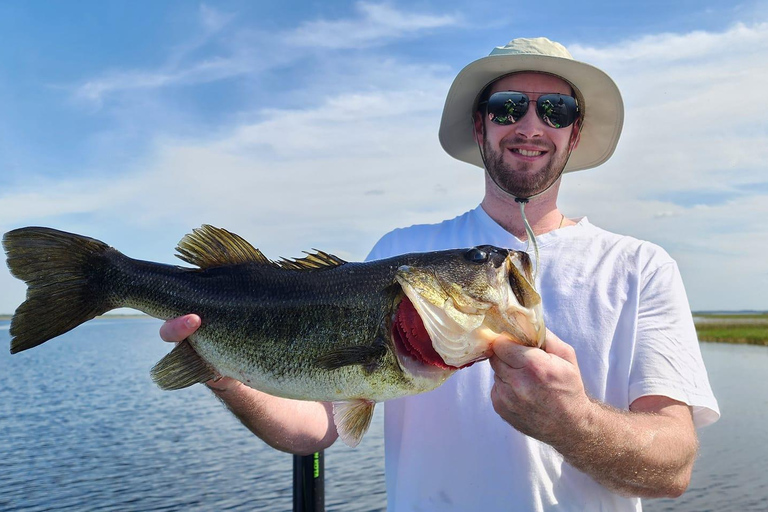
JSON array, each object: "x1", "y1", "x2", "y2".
[{"x1": 473, "y1": 122, "x2": 580, "y2": 283}]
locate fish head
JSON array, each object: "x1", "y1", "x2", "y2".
[{"x1": 395, "y1": 246, "x2": 544, "y2": 368}]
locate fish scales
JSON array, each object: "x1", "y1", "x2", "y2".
[
  {"x1": 3, "y1": 224, "x2": 545, "y2": 446},
  {"x1": 109, "y1": 253, "x2": 414, "y2": 399}
]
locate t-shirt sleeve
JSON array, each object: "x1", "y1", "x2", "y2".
[
  {"x1": 628, "y1": 260, "x2": 720, "y2": 428},
  {"x1": 366, "y1": 229, "x2": 400, "y2": 262}
]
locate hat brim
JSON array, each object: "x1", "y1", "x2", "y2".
[{"x1": 439, "y1": 54, "x2": 624, "y2": 173}]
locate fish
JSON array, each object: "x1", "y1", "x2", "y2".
[{"x1": 3, "y1": 225, "x2": 545, "y2": 447}]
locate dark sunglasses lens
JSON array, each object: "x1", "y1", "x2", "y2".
[
  {"x1": 536, "y1": 94, "x2": 578, "y2": 128},
  {"x1": 486, "y1": 92, "x2": 529, "y2": 125}
]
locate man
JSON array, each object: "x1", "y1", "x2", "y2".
[{"x1": 161, "y1": 38, "x2": 719, "y2": 511}]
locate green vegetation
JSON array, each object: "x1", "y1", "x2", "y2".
[
  {"x1": 694, "y1": 313, "x2": 768, "y2": 346},
  {"x1": 4, "y1": 313, "x2": 767, "y2": 345}
]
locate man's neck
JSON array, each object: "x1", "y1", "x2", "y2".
[{"x1": 480, "y1": 174, "x2": 573, "y2": 240}]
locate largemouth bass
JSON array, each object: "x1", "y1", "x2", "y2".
[{"x1": 3, "y1": 225, "x2": 544, "y2": 446}]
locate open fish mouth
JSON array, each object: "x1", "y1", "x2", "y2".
[
  {"x1": 395, "y1": 249, "x2": 545, "y2": 369},
  {"x1": 390, "y1": 296, "x2": 459, "y2": 378},
  {"x1": 501, "y1": 251, "x2": 545, "y2": 347}
]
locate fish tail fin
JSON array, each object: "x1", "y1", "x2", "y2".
[{"x1": 3, "y1": 227, "x2": 117, "y2": 354}]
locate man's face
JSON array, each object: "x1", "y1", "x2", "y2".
[{"x1": 474, "y1": 72, "x2": 580, "y2": 198}]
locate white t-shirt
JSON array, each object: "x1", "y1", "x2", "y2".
[{"x1": 367, "y1": 205, "x2": 720, "y2": 512}]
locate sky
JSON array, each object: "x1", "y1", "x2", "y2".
[{"x1": 1, "y1": 0, "x2": 767, "y2": 313}]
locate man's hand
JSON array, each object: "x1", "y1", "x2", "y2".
[
  {"x1": 489, "y1": 329, "x2": 697, "y2": 498},
  {"x1": 157, "y1": 314, "x2": 337, "y2": 454},
  {"x1": 159, "y1": 314, "x2": 241, "y2": 393},
  {"x1": 489, "y1": 329, "x2": 591, "y2": 445}
]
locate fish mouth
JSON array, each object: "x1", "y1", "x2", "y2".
[
  {"x1": 501, "y1": 252, "x2": 545, "y2": 348},
  {"x1": 392, "y1": 249, "x2": 545, "y2": 370},
  {"x1": 391, "y1": 329, "x2": 457, "y2": 381},
  {"x1": 390, "y1": 295, "x2": 458, "y2": 379},
  {"x1": 395, "y1": 278, "x2": 496, "y2": 369}
]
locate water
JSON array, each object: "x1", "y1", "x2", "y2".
[
  {"x1": 644, "y1": 342, "x2": 768, "y2": 512},
  {"x1": 0, "y1": 318, "x2": 385, "y2": 512},
  {"x1": 1, "y1": 319, "x2": 765, "y2": 511}
]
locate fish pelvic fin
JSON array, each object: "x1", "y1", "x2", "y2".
[
  {"x1": 2, "y1": 227, "x2": 116, "y2": 354},
  {"x1": 333, "y1": 399, "x2": 376, "y2": 448},
  {"x1": 150, "y1": 339, "x2": 217, "y2": 390}
]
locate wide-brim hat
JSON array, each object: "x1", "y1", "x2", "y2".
[{"x1": 439, "y1": 37, "x2": 624, "y2": 173}]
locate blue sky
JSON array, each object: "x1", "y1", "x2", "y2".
[{"x1": 1, "y1": 0, "x2": 767, "y2": 313}]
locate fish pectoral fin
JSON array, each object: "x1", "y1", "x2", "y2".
[
  {"x1": 315, "y1": 344, "x2": 386, "y2": 373},
  {"x1": 333, "y1": 399, "x2": 375, "y2": 448},
  {"x1": 150, "y1": 339, "x2": 218, "y2": 390}
]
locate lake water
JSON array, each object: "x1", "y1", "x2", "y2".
[{"x1": 1, "y1": 318, "x2": 765, "y2": 511}]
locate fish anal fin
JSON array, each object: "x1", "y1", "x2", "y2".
[
  {"x1": 175, "y1": 225, "x2": 273, "y2": 269},
  {"x1": 150, "y1": 339, "x2": 218, "y2": 390},
  {"x1": 333, "y1": 399, "x2": 376, "y2": 448}
]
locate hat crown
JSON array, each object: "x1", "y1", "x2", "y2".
[{"x1": 489, "y1": 37, "x2": 573, "y2": 60}]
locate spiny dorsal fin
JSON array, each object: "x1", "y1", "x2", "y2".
[
  {"x1": 277, "y1": 250, "x2": 347, "y2": 271},
  {"x1": 333, "y1": 399, "x2": 376, "y2": 448},
  {"x1": 175, "y1": 225, "x2": 273, "y2": 269}
]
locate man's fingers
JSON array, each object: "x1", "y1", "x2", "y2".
[
  {"x1": 542, "y1": 329, "x2": 578, "y2": 365},
  {"x1": 159, "y1": 314, "x2": 201, "y2": 342},
  {"x1": 491, "y1": 334, "x2": 538, "y2": 369}
]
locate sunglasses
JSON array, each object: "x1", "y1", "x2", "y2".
[{"x1": 479, "y1": 91, "x2": 580, "y2": 129}]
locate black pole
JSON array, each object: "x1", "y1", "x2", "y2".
[{"x1": 293, "y1": 451, "x2": 324, "y2": 512}]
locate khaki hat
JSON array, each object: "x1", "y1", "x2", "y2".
[{"x1": 438, "y1": 37, "x2": 624, "y2": 173}]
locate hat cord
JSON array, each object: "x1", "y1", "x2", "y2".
[{"x1": 472, "y1": 118, "x2": 582, "y2": 283}]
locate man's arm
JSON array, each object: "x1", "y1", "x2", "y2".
[
  {"x1": 489, "y1": 330, "x2": 698, "y2": 498},
  {"x1": 160, "y1": 315, "x2": 339, "y2": 455}
]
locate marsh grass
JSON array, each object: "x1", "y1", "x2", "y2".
[
  {"x1": 2, "y1": 314, "x2": 767, "y2": 345},
  {"x1": 694, "y1": 314, "x2": 768, "y2": 345}
]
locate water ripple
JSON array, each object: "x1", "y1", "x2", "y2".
[{"x1": 1, "y1": 320, "x2": 762, "y2": 511}]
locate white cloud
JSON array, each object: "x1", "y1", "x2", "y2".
[
  {"x1": 4, "y1": 17, "x2": 768, "y2": 314},
  {"x1": 199, "y1": 3, "x2": 235, "y2": 34},
  {"x1": 556, "y1": 22, "x2": 768, "y2": 309},
  {"x1": 72, "y1": 4, "x2": 249, "y2": 105},
  {"x1": 282, "y1": 2, "x2": 460, "y2": 49},
  {"x1": 565, "y1": 21, "x2": 768, "y2": 202},
  {"x1": 71, "y1": 2, "x2": 459, "y2": 106},
  {"x1": 572, "y1": 22, "x2": 768, "y2": 64}
]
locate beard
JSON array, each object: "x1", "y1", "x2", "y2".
[{"x1": 483, "y1": 133, "x2": 570, "y2": 199}]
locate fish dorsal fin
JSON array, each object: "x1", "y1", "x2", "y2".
[
  {"x1": 333, "y1": 399, "x2": 376, "y2": 448},
  {"x1": 277, "y1": 250, "x2": 346, "y2": 271},
  {"x1": 176, "y1": 225, "x2": 274, "y2": 268}
]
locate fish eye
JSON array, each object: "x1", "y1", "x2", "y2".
[{"x1": 465, "y1": 247, "x2": 489, "y2": 263}]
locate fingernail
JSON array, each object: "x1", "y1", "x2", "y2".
[{"x1": 185, "y1": 317, "x2": 198, "y2": 328}]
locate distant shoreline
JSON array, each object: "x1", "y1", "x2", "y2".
[
  {"x1": 2, "y1": 313, "x2": 766, "y2": 345},
  {"x1": 0, "y1": 314, "x2": 150, "y2": 321}
]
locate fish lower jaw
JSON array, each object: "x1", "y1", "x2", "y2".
[
  {"x1": 431, "y1": 326, "x2": 497, "y2": 367},
  {"x1": 392, "y1": 343, "x2": 456, "y2": 382}
]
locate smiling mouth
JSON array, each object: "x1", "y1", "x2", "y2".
[{"x1": 511, "y1": 148, "x2": 545, "y2": 157}]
